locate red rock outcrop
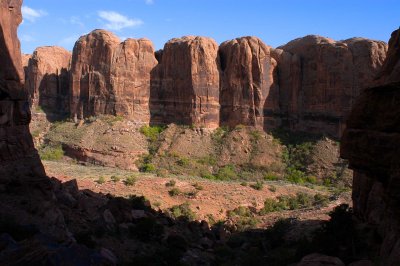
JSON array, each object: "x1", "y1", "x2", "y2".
[
  {"x1": 151, "y1": 36, "x2": 220, "y2": 128},
  {"x1": 70, "y1": 30, "x2": 157, "y2": 123},
  {"x1": 375, "y1": 29, "x2": 400, "y2": 85},
  {"x1": 219, "y1": 36, "x2": 276, "y2": 128},
  {"x1": 0, "y1": 0, "x2": 69, "y2": 241},
  {"x1": 25, "y1": 46, "x2": 71, "y2": 114},
  {"x1": 276, "y1": 35, "x2": 387, "y2": 138},
  {"x1": 341, "y1": 29, "x2": 400, "y2": 265}
]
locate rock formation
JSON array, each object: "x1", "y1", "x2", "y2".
[
  {"x1": 151, "y1": 36, "x2": 220, "y2": 128},
  {"x1": 275, "y1": 35, "x2": 387, "y2": 137},
  {"x1": 70, "y1": 29, "x2": 157, "y2": 123},
  {"x1": 219, "y1": 36, "x2": 277, "y2": 128},
  {"x1": 375, "y1": 29, "x2": 400, "y2": 85},
  {"x1": 25, "y1": 46, "x2": 71, "y2": 115},
  {"x1": 341, "y1": 28, "x2": 400, "y2": 265},
  {"x1": 0, "y1": 0, "x2": 68, "y2": 241}
]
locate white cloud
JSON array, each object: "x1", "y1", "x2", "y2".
[
  {"x1": 98, "y1": 11, "x2": 143, "y2": 31},
  {"x1": 70, "y1": 16, "x2": 85, "y2": 27},
  {"x1": 20, "y1": 34, "x2": 35, "y2": 42},
  {"x1": 145, "y1": 0, "x2": 154, "y2": 4},
  {"x1": 22, "y1": 6, "x2": 47, "y2": 22}
]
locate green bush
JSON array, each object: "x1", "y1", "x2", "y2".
[
  {"x1": 169, "y1": 202, "x2": 196, "y2": 221},
  {"x1": 165, "y1": 180, "x2": 176, "y2": 187},
  {"x1": 260, "y1": 192, "x2": 323, "y2": 215},
  {"x1": 285, "y1": 167, "x2": 307, "y2": 184},
  {"x1": 39, "y1": 145, "x2": 64, "y2": 161},
  {"x1": 192, "y1": 183, "x2": 204, "y2": 190},
  {"x1": 110, "y1": 175, "x2": 121, "y2": 183},
  {"x1": 176, "y1": 157, "x2": 190, "y2": 167},
  {"x1": 140, "y1": 163, "x2": 156, "y2": 173},
  {"x1": 250, "y1": 180, "x2": 264, "y2": 191},
  {"x1": 269, "y1": 185, "x2": 277, "y2": 192},
  {"x1": 314, "y1": 193, "x2": 330, "y2": 207},
  {"x1": 216, "y1": 165, "x2": 237, "y2": 180},
  {"x1": 140, "y1": 125, "x2": 165, "y2": 142},
  {"x1": 197, "y1": 156, "x2": 217, "y2": 166},
  {"x1": 227, "y1": 206, "x2": 258, "y2": 231},
  {"x1": 201, "y1": 173, "x2": 217, "y2": 180},
  {"x1": 124, "y1": 175, "x2": 137, "y2": 186},
  {"x1": 264, "y1": 172, "x2": 279, "y2": 181},
  {"x1": 168, "y1": 188, "x2": 181, "y2": 197},
  {"x1": 96, "y1": 176, "x2": 106, "y2": 184}
]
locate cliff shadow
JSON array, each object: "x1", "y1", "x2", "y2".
[{"x1": 35, "y1": 69, "x2": 70, "y2": 122}]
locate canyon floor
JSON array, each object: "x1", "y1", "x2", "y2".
[{"x1": 43, "y1": 160, "x2": 351, "y2": 227}]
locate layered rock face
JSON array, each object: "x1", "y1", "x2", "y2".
[
  {"x1": 276, "y1": 36, "x2": 387, "y2": 137},
  {"x1": 151, "y1": 36, "x2": 220, "y2": 127},
  {"x1": 25, "y1": 46, "x2": 71, "y2": 114},
  {"x1": 341, "y1": 29, "x2": 400, "y2": 265},
  {"x1": 219, "y1": 37, "x2": 277, "y2": 128},
  {"x1": 70, "y1": 30, "x2": 157, "y2": 123},
  {"x1": 0, "y1": 0, "x2": 68, "y2": 241},
  {"x1": 375, "y1": 29, "x2": 400, "y2": 85}
]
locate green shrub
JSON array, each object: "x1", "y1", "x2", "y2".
[
  {"x1": 240, "y1": 182, "x2": 248, "y2": 187},
  {"x1": 176, "y1": 157, "x2": 190, "y2": 167},
  {"x1": 314, "y1": 193, "x2": 330, "y2": 207},
  {"x1": 197, "y1": 156, "x2": 217, "y2": 166},
  {"x1": 168, "y1": 188, "x2": 181, "y2": 197},
  {"x1": 169, "y1": 203, "x2": 196, "y2": 221},
  {"x1": 39, "y1": 145, "x2": 64, "y2": 161},
  {"x1": 96, "y1": 176, "x2": 106, "y2": 184},
  {"x1": 165, "y1": 180, "x2": 176, "y2": 187},
  {"x1": 211, "y1": 127, "x2": 228, "y2": 144},
  {"x1": 305, "y1": 175, "x2": 318, "y2": 184},
  {"x1": 285, "y1": 167, "x2": 307, "y2": 184},
  {"x1": 227, "y1": 206, "x2": 258, "y2": 231},
  {"x1": 140, "y1": 163, "x2": 156, "y2": 173},
  {"x1": 140, "y1": 125, "x2": 165, "y2": 142},
  {"x1": 264, "y1": 172, "x2": 279, "y2": 181},
  {"x1": 184, "y1": 190, "x2": 198, "y2": 199},
  {"x1": 110, "y1": 175, "x2": 121, "y2": 183},
  {"x1": 201, "y1": 173, "x2": 217, "y2": 180},
  {"x1": 250, "y1": 180, "x2": 264, "y2": 191},
  {"x1": 269, "y1": 185, "x2": 277, "y2": 192},
  {"x1": 216, "y1": 165, "x2": 237, "y2": 180},
  {"x1": 249, "y1": 130, "x2": 262, "y2": 142},
  {"x1": 192, "y1": 183, "x2": 204, "y2": 190},
  {"x1": 124, "y1": 175, "x2": 137, "y2": 186}
]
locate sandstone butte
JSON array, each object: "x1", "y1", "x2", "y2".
[
  {"x1": 151, "y1": 36, "x2": 220, "y2": 128},
  {"x1": 341, "y1": 28, "x2": 400, "y2": 265},
  {"x1": 25, "y1": 29, "x2": 388, "y2": 137},
  {"x1": 25, "y1": 46, "x2": 71, "y2": 114},
  {"x1": 275, "y1": 35, "x2": 387, "y2": 137},
  {"x1": 70, "y1": 29, "x2": 157, "y2": 123},
  {"x1": 219, "y1": 36, "x2": 277, "y2": 128}
]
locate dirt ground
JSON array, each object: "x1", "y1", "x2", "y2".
[{"x1": 44, "y1": 160, "x2": 350, "y2": 225}]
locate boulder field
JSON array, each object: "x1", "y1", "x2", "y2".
[{"x1": 25, "y1": 29, "x2": 387, "y2": 138}]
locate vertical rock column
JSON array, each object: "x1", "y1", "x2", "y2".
[
  {"x1": 151, "y1": 36, "x2": 220, "y2": 128},
  {"x1": 219, "y1": 37, "x2": 277, "y2": 128}
]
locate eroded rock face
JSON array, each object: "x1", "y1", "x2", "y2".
[
  {"x1": 375, "y1": 29, "x2": 400, "y2": 85},
  {"x1": 277, "y1": 35, "x2": 387, "y2": 138},
  {"x1": 219, "y1": 37, "x2": 276, "y2": 128},
  {"x1": 25, "y1": 46, "x2": 71, "y2": 114},
  {"x1": 70, "y1": 30, "x2": 157, "y2": 123},
  {"x1": 151, "y1": 36, "x2": 220, "y2": 128},
  {"x1": 341, "y1": 29, "x2": 400, "y2": 265}
]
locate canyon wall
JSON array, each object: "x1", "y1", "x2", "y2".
[
  {"x1": 0, "y1": 0, "x2": 68, "y2": 241},
  {"x1": 70, "y1": 29, "x2": 157, "y2": 123},
  {"x1": 27, "y1": 32, "x2": 388, "y2": 137},
  {"x1": 341, "y1": 29, "x2": 400, "y2": 265},
  {"x1": 219, "y1": 36, "x2": 277, "y2": 128},
  {"x1": 151, "y1": 36, "x2": 220, "y2": 127},
  {"x1": 25, "y1": 46, "x2": 71, "y2": 114},
  {"x1": 275, "y1": 36, "x2": 387, "y2": 137}
]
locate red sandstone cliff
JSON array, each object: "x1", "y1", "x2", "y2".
[
  {"x1": 276, "y1": 35, "x2": 387, "y2": 137},
  {"x1": 70, "y1": 30, "x2": 157, "y2": 123},
  {"x1": 219, "y1": 36, "x2": 276, "y2": 128},
  {"x1": 151, "y1": 36, "x2": 220, "y2": 128},
  {"x1": 25, "y1": 46, "x2": 71, "y2": 114},
  {"x1": 341, "y1": 29, "x2": 400, "y2": 265}
]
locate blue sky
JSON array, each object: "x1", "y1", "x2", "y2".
[{"x1": 19, "y1": 0, "x2": 400, "y2": 54}]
